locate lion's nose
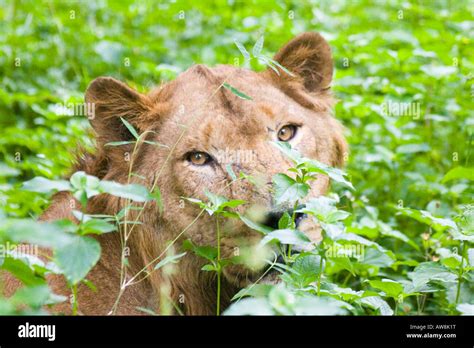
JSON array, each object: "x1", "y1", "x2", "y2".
[
  {"x1": 263, "y1": 206, "x2": 307, "y2": 229},
  {"x1": 263, "y1": 211, "x2": 284, "y2": 229}
]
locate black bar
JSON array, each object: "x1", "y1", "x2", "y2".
[{"x1": 0, "y1": 316, "x2": 471, "y2": 346}]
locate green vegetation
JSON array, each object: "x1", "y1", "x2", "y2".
[{"x1": 0, "y1": 0, "x2": 472, "y2": 315}]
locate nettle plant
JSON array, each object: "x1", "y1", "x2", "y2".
[
  {"x1": 1, "y1": 35, "x2": 472, "y2": 316},
  {"x1": 0, "y1": 120, "x2": 170, "y2": 315},
  {"x1": 1, "y1": 116, "x2": 472, "y2": 316},
  {"x1": 182, "y1": 140, "x2": 474, "y2": 316},
  {"x1": 0, "y1": 169, "x2": 156, "y2": 314}
]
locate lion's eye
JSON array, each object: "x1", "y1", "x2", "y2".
[
  {"x1": 187, "y1": 152, "x2": 212, "y2": 166},
  {"x1": 277, "y1": 125, "x2": 297, "y2": 142}
]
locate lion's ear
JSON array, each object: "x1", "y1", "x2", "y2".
[
  {"x1": 85, "y1": 77, "x2": 152, "y2": 146},
  {"x1": 267, "y1": 32, "x2": 333, "y2": 94}
]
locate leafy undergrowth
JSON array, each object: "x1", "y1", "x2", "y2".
[
  {"x1": 0, "y1": 0, "x2": 473, "y2": 315},
  {"x1": 184, "y1": 142, "x2": 474, "y2": 316},
  {"x1": 1, "y1": 139, "x2": 472, "y2": 316}
]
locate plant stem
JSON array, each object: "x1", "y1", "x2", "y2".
[
  {"x1": 317, "y1": 255, "x2": 324, "y2": 296},
  {"x1": 72, "y1": 283, "x2": 78, "y2": 315},
  {"x1": 72, "y1": 206, "x2": 86, "y2": 316},
  {"x1": 342, "y1": 272, "x2": 351, "y2": 287},
  {"x1": 288, "y1": 200, "x2": 299, "y2": 259},
  {"x1": 216, "y1": 217, "x2": 221, "y2": 316},
  {"x1": 217, "y1": 269, "x2": 221, "y2": 316},
  {"x1": 455, "y1": 241, "x2": 465, "y2": 304},
  {"x1": 420, "y1": 294, "x2": 427, "y2": 313}
]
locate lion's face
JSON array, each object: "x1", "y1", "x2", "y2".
[{"x1": 85, "y1": 33, "x2": 347, "y2": 287}]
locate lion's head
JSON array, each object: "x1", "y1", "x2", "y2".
[{"x1": 82, "y1": 33, "x2": 347, "y2": 295}]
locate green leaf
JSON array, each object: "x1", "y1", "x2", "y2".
[
  {"x1": 105, "y1": 141, "x2": 136, "y2": 146},
  {"x1": 457, "y1": 303, "x2": 474, "y2": 315},
  {"x1": 189, "y1": 190, "x2": 246, "y2": 215},
  {"x1": 303, "y1": 160, "x2": 354, "y2": 190},
  {"x1": 329, "y1": 256, "x2": 356, "y2": 276},
  {"x1": 252, "y1": 36, "x2": 264, "y2": 57},
  {"x1": 99, "y1": 181, "x2": 152, "y2": 202},
  {"x1": 238, "y1": 214, "x2": 273, "y2": 234},
  {"x1": 0, "y1": 163, "x2": 20, "y2": 177},
  {"x1": 55, "y1": 236, "x2": 101, "y2": 285},
  {"x1": 441, "y1": 166, "x2": 474, "y2": 183},
  {"x1": 320, "y1": 283, "x2": 363, "y2": 302},
  {"x1": 268, "y1": 285, "x2": 295, "y2": 315},
  {"x1": 204, "y1": 190, "x2": 228, "y2": 209},
  {"x1": 70, "y1": 171, "x2": 100, "y2": 191},
  {"x1": 449, "y1": 229, "x2": 474, "y2": 242},
  {"x1": 70, "y1": 171, "x2": 101, "y2": 202},
  {"x1": 266, "y1": 57, "x2": 295, "y2": 76},
  {"x1": 420, "y1": 64, "x2": 456, "y2": 78},
  {"x1": 380, "y1": 227, "x2": 419, "y2": 251},
  {"x1": 0, "y1": 219, "x2": 75, "y2": 249},
  {"x1": 292, "y1": 296, "x2": 348, "y2": 315},
  {"x1": 271, "y1": 141, "x2": 303, "y2": 163},
  {"x1": 22, "y1": 177, "x2": 71, "y2": 194},
  {"x1": 82, "y1": 279, "x2": 97, "y2": 292},
  {"x1": 278, "y1": 212, "x2": 293, "y2": 230},
  {"x1": 154, "y1": 252, "x2": 186, "y2": 270},
  {"x1": 225, "y1": 163, "x2": 237, "y2": 181},
  {"x1": 81, "y1": 218, "x2": 116, "y2": 235},
  {"x1": 231, "y1": 284, "x2": 273, "y2": 301},
  {"x1": 0, "y1": 257, "x2": 47, "y2": 286},
  {"x1": 271, "y1": 142, "x2": 354, "y2": 189},
  {"x1": 468, "y1": 248, "x2": 474, "y2": 268},
  {"x1": 2, "y1": 250, "x2": 60, "y2": 276},
  {"x1": 12, "y1": 285, "x2": 52, "y2": 307},
  {"x1": 215, "y1": 199, "x2": 246, "y2": 210},
  {"x1": 201, "y1": 264, "x2": 218, "y2": 272},
  {"x1": 299, "y1": 196, "x2": 350, "y2": 224},
  {"x1": 396, "y1": 143, "x2": 430, "y2": 154},
  {"x1": 369, "y1": 279, "x2": 404, "y2": 299},
  {"x1": 258, "y1": 55, "x2": 280, "y2": 75},
  {"x1": 456, "y1": 207, "x2": 474, "y2": 234},
  {"x1": 408, "y1": 262, "x2": 457, "y2": 291},
  {"x1": 136, "y1": 307, "x2": 157, "y2": 315},
  {"x1": 120, "y1": 117, "x2": 139, "y2": 139},
  {"x1": 224, "y1": 298, "x2": 274, "y2": 315},
  {"x1": 143, "y1": 140, "x2": 169, "y2": 148},
  {"x1": 335, "y1": 233, "x2": 385, "y2": 252},
  {"x1": 360, "y1": 247, "x2": 394, "y2": 267},
  {"x1": 222, "y1": 83, "x2": 252, "y2": 100},
  {"x1": 272, "y1": 173, "x2": 309, "y2": 206},
  {"x1": 234, "y1": 40, "x2": 250, "y2": 61},
  {"x1": 395, "y1": 208, "x2": 457, "y2": 232},
  {"x1": 182, "y1": 240, "x2": 217, "y2": 262},
  {"x1": 260, "y1": 229, "x2": 311, "y2": 247},
  {"x1": 151, "y1": 187, "x2": 164, "y2": 214},
  {"x1": 291, "y1": 254, "x2": 322, "y2": 285},
  {"x1": 436, "y1": 247, "x2": 462, "y2": 270},
  {"x1": 182, "y1": 197, "x2": 207, "y2": 210},
  {"x1": 359, "y1": 296, "x2": 393, "y2": 316}
]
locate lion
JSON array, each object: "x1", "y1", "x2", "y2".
[{"x1": 3, "y1": 32, "x2": 347, "y2": 315}]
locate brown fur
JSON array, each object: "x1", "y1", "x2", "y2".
[{"x1": 3, "y1": 33, "x2": 347, "y2": 315}]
